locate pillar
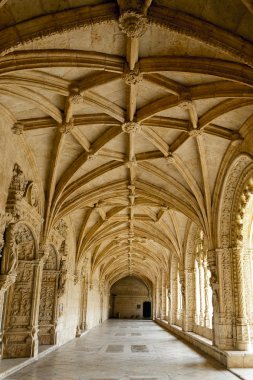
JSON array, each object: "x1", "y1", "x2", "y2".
[
  {"x1": 233, "y1": 246, "x2": 250, "y2": 350},
  {"x1": 183, "y1": 268, "x2": 194, "y2": 331},
  {"x1": 198, "y1": 258, "x2": 204, "y2": 326},
  {"x1": 203, "y1": 256, "x2": 210, "y2": 328}
]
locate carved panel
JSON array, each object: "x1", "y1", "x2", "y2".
[
  {"x1": 2, "y1": 224, "x2": 38, "y2": 358},
  {"x1": 16, "y1": 225, "x2": 35, "y2": 260},
  {"x1": 39, "y1": 245, "x2": 58, "y2": 345}
]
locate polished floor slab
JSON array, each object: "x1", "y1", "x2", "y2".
[{"x1": 5, "y1": 320, "x2": 242, "y2": 380}]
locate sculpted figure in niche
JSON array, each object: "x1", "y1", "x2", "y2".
[
  {"x1": 11, "y1": 291, "x2": 22, "y2": 316},
  {"x1": 1, "y1": 224, "x2": 18, "y2": 275},
  {"x1": 58, "y1": 259, "x2": 67, "y2": 296},
  {"x1": 9, "y1": 164, "x2": 27, "y2": 200}
]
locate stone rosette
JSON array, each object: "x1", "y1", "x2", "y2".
[
  {"x1": 122, "y1": 121, "x2": 141, "y2": 133},
  {"x1": 119, "y1": 11, "x2": 148, "y2": 38}
]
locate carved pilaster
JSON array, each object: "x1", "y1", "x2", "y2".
[
  {"x1": 2, "y1": 225, "x2": 40, "y2": 358},
  {"x1": 39, "y1": 245, "x2": 59, "y2": 345},
  {"x1": 203, "y1": 258, "x2": 210, "y2": 328},
  {"x1": 233, "y1": 246, "x2": 250, "y2": 350},
  {"x1": 183, "y1": 268, "x2": 194, "y2": 332}
]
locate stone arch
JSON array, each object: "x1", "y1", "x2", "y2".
[
  {"x1": 230, "y1": 173, "x2": 253, "y2": 347},
  {"x1": 216, "y1": 154, "x2": 253, "y2": 350},
  {"x1": 39, "y1": 244, "x2": 60, "y2": 345},
  {"x1": 217, "y1": 154, "x2": 252, "y2": 249}
]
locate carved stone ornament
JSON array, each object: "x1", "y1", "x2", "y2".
[
  {"x1": 235, "y1": 178, "x2": 253, "y2": 247},
  {"x1": 11, "y1": 122, "x2": 24, "y2": 135},
  {"x1": 0, "y1": 273, "x2": 16, "y2": 294},
  {"x1": 207, "y1": 249, "x2": 217, "y2": 287},
  {"x1": 8, "y1": 163, "x2": 28, "y2": 202},
  {"x1": 179, "y1": 99, "x2": 192, "y2": 110},
  {"x1": 188, "y1": 128, "x2": 202, "y2": 137},
  {"x1": 69, "y1": 88, "x2": 83, "y2": 105},
  {"x1": 166, "y1": 153, "x2": 175, "y2": 164},
  {"x1": 123, "y1": 63, "x2": 143, "y2": 85},
  {"x1": 122, "y1": 121, "x2": 141, "y2": 133},
  {"x1": 1, "y1": 223, "x2": 18, "y2": 275},
  {"x1": 118, "y1": 0, "x2": 149, "y2": 37},
  {"x1": 58, "y1": 118, "x2": 74, "y2": 134},
  {"x1": 0, "y1": 212, "x2": 13, "y2": 253},
  {"x1": 25, "y1": 182, "x2": 39, "y2": 211},
  {"x1": 57, "y1": 259, "x2": 67, "y2": 297},
  {"x1": 119, "y1": 10, "x2": 148, "y2": 38},
  {"x1": 54, "y1": 219, "x2": 68, "y2": 238}
]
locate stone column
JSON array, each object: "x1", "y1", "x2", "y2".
[
  {"x1": 193, "y1": 265, "x2": 199, "y2": 326},
  {"x1": 203, "y1": 256, "x2": 210, "y2": 328},
  {"x1": 178, "y1": 270, "x2": 185, "y2": 328},
  {"x1": 155, "y1": 277, "x2": 160, "y2": 319},
  {"x1": 183, "y1": 268, "x2": 194, "y2": 331},
  {"x1": 79, "y1": 278, "x2": 88, "y2": 331},
  {"x1": 198, "y1": 258, "x2": 204, "y2": 326},
  {"x1": 160, "y1": 272, "x2": 166, "y2": 320},
  {"x1": 233, "y1": 246, "x2": 250, "y2": 350},
  {"x1": 165, "y1": 270, "x2": 171, "y2": 324}
]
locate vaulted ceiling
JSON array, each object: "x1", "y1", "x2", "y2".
[{"x1": 0, "y1": 0, "x2": 253, "y2": 286}]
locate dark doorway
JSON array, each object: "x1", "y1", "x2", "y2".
[{"x1": 143, "y1": 301, "x2": 151, "y2": 318}]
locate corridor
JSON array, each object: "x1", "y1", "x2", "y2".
[{"x1": 6, "y1": 320, "x2": 240, "y2": 380}]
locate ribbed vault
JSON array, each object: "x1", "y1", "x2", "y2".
[{"x1": 0, "y1": 0, "x2": 253, "y2": 288}]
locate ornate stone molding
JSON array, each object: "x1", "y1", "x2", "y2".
[
  {"x1": 219, "y1": 155, "x2": 252, "y2": 248},
  {"x1": 5, "y1": 164, "x2": 43, "y2": 240},
  {"x1": 122, "y1": 121, "x2": 141, "y2": 133},
  {"x1": 0, "y1": 274, "x2": 16, "y2": 296},
  {"x1": 235, "y1": 177, "x2": 253, "y2": 247},
  {"x1": 39, "y1": 241, "x2": 50, "y2": 263},
  {"x1": 207, "y1": 250, "x2": 217, "y2": 287}
]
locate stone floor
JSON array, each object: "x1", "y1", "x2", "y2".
[{"x1": 4, "y1": 320, "x2": 243, "y2": 380}]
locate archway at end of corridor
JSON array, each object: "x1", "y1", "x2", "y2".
[{"x1": 109, "y1": 276, "x2": 152, "y2": 320}]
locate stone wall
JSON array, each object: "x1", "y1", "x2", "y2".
[{"x1": 110, "y1": 276, "x2": 151, "y2": 319}]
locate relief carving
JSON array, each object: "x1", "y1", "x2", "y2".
[
  {"x1": 39, "y1": 245, "x2": 58, "y2": 345},
  {"x1": 117, "y1": 0, "x2": 151, "y2": 38},
  {"x1": 57, "y1": 259, "x2": 67, "y2": 298}
]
